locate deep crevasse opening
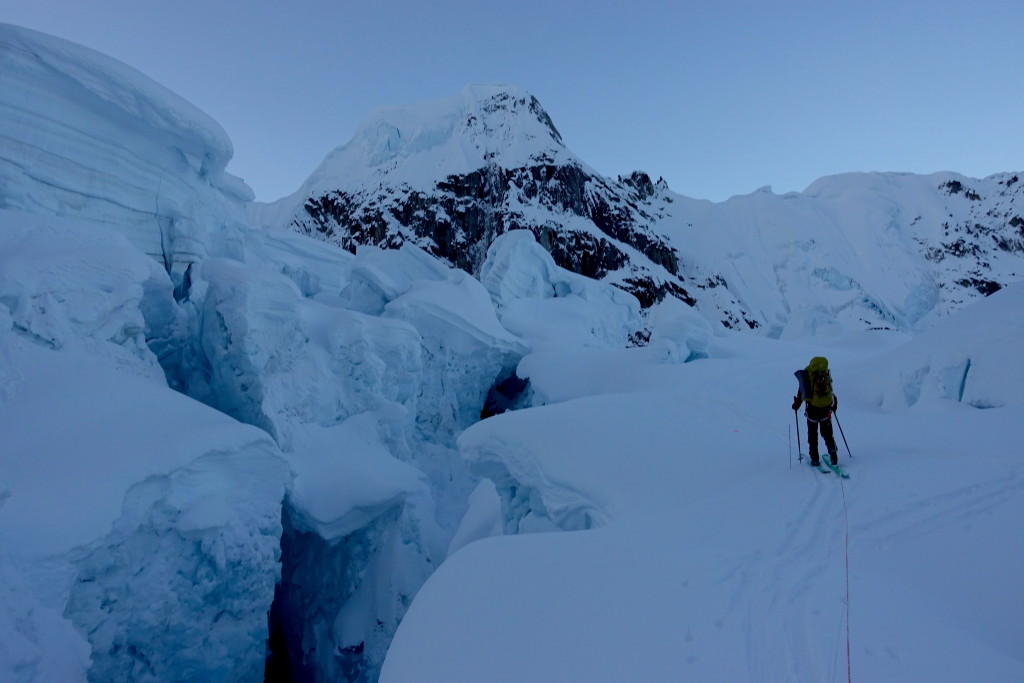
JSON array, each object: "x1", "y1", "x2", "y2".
[
  {"x1": 262, "y1": 365, "x2": 530, "y2": 683},
  {"x1": 265, "y1": 503, "x2": 421, "y2": 683}
]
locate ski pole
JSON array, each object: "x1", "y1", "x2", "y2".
[
  {"x1": 794, "y1": 409, "x2": 802, "y2": 463},
  {"x1": 834, "y1": 412, "x2": 853, "y2": 458}
]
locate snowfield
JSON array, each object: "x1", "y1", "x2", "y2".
[
  {"x1": 384, "y1": 290, "x2": 1024, "y2": 682},
  {"x1": 1, "y1": 21, "x2": 1022, "y2": 683}
]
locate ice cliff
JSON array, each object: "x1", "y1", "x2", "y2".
[
  {"x1": 0, "y1": 24, "x2": 252, "y2": 286},
  {"x1": 0, "y1": 211, "x2": 289, "y2": 682}
]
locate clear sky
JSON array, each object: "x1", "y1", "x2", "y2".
[{"x1": 4, "y1": 0, "x2": 1022, "y2": 203}]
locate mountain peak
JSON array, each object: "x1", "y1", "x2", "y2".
[
  {"x1": 300, "y1": 84, "x2": 569, "y2": 196},
  {"x1": 458, "y1": 83, "x2": 562, "y2": 145}
]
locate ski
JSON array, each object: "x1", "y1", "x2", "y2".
[
  {"x1": 803, "y1": 455, "x2": 830, "y2": 474},
  {"x1": 821, "y1": 458, "x2": 850, "y2": 479}
]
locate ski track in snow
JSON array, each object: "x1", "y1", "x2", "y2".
[
  {"x1": 851, "y1": 469, "x2": 1023, "y2": 547},
  {"x1": 701, "y1": 391, "x2": 1021, "y2": 682},
  {"x1": 725, "y1": 470, "x2": 845, "y2": 683},
  {"x1": 733, "y1": 457, "x2": 1023, "y2": 683},
  {"x1": 672, "y1": 385, "x2": 850, "y2": 682}
]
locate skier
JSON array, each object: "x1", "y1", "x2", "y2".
[{"x1": 792, "y1": 356, "x2": 839, "y2": 467}]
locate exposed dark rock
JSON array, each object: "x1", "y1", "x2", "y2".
[
  {"x1": 620, "y1": 171, "x2": 657, "y2": 199},
  {"x1": 956, "y1": 277, "x2": 1002, "y2": 296},
  {"x1": 292, "y1": 160, "x2": 702, "y2": 314},
  {"x1": 942, "y1": 179, "x2": 981, "y2": 200},
  {"x1": 943, "y1": 238, "x2": 980, "y2": 258}
]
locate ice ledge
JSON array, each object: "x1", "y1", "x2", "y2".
[
  {"x1": 0, "y1": 23, "x2": 233, "y2": 167},
  {"x1": 459, "y1": 426, "x2": 610, "y2": 535}
]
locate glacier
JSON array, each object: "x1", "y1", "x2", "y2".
[
  {"x1": 0, "y1": 23, "x2": 643, "y2": 683},
  {"x1": 0, "y1": 23, "x2": 466, "y2": 683},
  {"x1": 0, "y1": 211, "x2": 290, "y2": 682},
  {"x1": 2, "y1": 20, "x2": 1024, "y2": 683},
  {"x1": 0, "y1": 23, "x2": 252, "y2": 289}
]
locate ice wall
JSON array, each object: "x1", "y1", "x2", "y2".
[
  {"x1": 480, "y1": 229, "x2": 643, "y2": 351},
  {"x1": 188, "y1": 240, "x2": 533, "y2": 681},
  {"x1": 1, "y1": 24, "x2": 544, "y2": 681},
  {"x1": 193, "y1": 257, "x2": 423, "y2": 452},
  {"x1": 0, "y1": 210, "x2": 167, "y2": 377},
  {"x1": 0, "y1": 210, "x2": 290, "y2": 682},
  {"x1": 0, "y1": 23, "x2": 253, "y2": 283},
  {"x1": 852, "y1": 281, "x2": 1024, "y2": 410},
  {"x1": 0, "y1": 25, "x2": 303, "y2": 679},
  {"x1": 65, "y1": 444, "x2": 289, "y2": 683}
]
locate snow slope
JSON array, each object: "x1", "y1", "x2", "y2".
[
  {"x1": 258, "y1": 84, "x2": 570, "y2": 222},
  {"x1": 658, "y1": 171, "x2": 1024, "y2": 335},
  {"x1": 382, "y1": 286, "x2": 1024, "y2": 683}
]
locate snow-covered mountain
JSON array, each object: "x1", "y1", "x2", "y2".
[
  {"x1": 258, "y1": 84, "x2": 1023, "y2": 336},
  {"x1": 658, "y1": 170, "x2": 1024, "y2": 335},
  {"x1": 253, "y1": 84, "x2": 713, "y2": 323},
  {"x1": 2, "y1": 22, "x2": 1023, "y2": 683}
]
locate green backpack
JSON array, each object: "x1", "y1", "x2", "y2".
[{"x1": 805, "y1": 356, "x2": 834, "y2": 408}]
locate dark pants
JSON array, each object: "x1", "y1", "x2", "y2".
[{"x1": 806, "y1": 405, "x2": 837, "y2": 459}]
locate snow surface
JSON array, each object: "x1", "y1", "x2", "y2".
[
  {"x1": 2, "y1": 21, "x2": 1023, "y2": 683},
  {"x1": 383, "y1": 289, "x2": 1024, "y2": 682}
]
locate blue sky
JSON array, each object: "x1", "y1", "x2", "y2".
[{"x1": 4, "y1": 0, "x2": 1022, "y2": 202}]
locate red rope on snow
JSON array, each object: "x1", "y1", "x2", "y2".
[{"x1": 839, "y1": 478, "x2": 853, "y2": 683}]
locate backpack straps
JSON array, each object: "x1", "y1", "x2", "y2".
[{"x1": 794, "y1": 369, "x2": 810, "y2": 399}]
